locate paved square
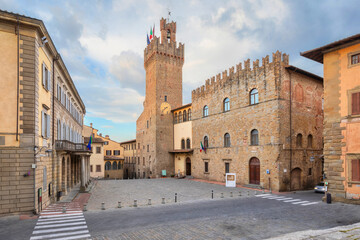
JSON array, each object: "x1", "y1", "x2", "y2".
[{"x1": 87, "y1": 178, "x2": 256, "y2": 210}]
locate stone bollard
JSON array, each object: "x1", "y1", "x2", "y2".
[
  {"x1": 230, "y1": 192, "x2": 233, "y2": 197},
  {"x1": 62, "y1": 206, "x2": 66, "y2": 213},
  {"x1": 247, "y1": 191, "x2": 250, "y2": 196},
  {"x1": 118, "y1": 201, "x2": 122, "y2": 208},
  {"x1": 262, "y1": 188, "x2": 265, "y2": 194},
  {"x1": 148, "y1": 199, "x2": 152, "y2": 205},
  {"x1": 221, "y1": 193, "x2": 224, "y2": 198},
  {"x1": 162, "y1": 197, "x2": 165, "y2": 204},
  {"x1": 134, "y1": 200, "x2": 137, "y2": 207},
  {"x1": 175, "y1": 193, "x2": 177, "y2": 203},
  {"x1": 101, "y1": 202, "x2": 105, "y2": 210},
  {"x1": 212, "y1": 190, "x2": 214, "y2": 199},
  {"x1": 239, "y1": 191, "x2": 242, "y2": 197},
  {"x1": 83, "y1": 204, "x2": 87, "y2": 211},
  {"x1": 270, "y1": 188, "x2": 272, "y2": 194}
]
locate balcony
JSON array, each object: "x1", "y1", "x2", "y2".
[{"x1": 55, "y1": 140, "x2": 91, "y2": 153}]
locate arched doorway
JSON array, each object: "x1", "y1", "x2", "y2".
[
  {"x1": 249, "y1": 157, "x2": 260, "y2": 185},
  {"x1": 291, "y1": 168, "x2": 302, "y2": 190},
  {"x1": 186, "y1": 157, "x2": 191, "y2": 176}
]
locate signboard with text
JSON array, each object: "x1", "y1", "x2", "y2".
[{"x1": 226, "y1": 173, "x2": 236, "y2": 187}]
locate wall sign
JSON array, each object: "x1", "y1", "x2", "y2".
[{"x1": 226, "y1": 173, "x2": 236, "y2": 187}]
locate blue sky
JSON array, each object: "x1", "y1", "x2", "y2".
[{"x1": 1, "y1": 0, "x2": 358, "y2": 142}]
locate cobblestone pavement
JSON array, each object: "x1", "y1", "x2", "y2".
[{"x1": 87, "y1": 178, "x2": 257, "y2": 210}]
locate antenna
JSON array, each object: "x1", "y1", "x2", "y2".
[{"x1": 167, "y1": 8, "x2": 171, "y2": 22}]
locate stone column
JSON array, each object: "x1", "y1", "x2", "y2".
[{"x1": 80, "y1": 155, "x2": 86, "y2": 192}]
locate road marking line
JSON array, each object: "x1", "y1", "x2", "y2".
[
  {"x1": 35, "y1": 221, "x2": 86, "y2": 229},
  {"x1": 50, "y1": 234, "x2": 91, "y2": 240},
  {"x1": 32, "y1": 225, "x2": 88, "y2": 234},
  {"x1": 39, "y1": 213, "x2": 83, "y2": 219},
  {"x1": 283, "y1": 199, "x2": 302, "y2": 202},
  {"x1": 29, "y1": 230, "x2": 89, "y2": 240},
  {"x1": 38, "y1": 216, "x2": 84, "y2": 222},
  {"x1": 292, "y1": 201, "x2": 310, "y2": 205},
  {"x1": 261, "y1": 196, "x2": 285, "y2": 199},
  {"x1": 255, "y1": 194, "x2": 271, "y2": 197},
  {"x1": 301, "y1": 202, "x2": 320, "y2": 206},
  {"x1": 275, "y1": 198, "x2": 293, "y2": 201},
  {"x1": 37, "y1": 218, "x2": 85, "y2": 225}
]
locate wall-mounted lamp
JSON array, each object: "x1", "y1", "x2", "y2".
[
  {"x1": 34, "y1": 146, "x2": 52, "y2": 159},
  {"x1": 41, "y1": 36, "x2": 48, "y2": 47}
]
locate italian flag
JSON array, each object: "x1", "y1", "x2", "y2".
[
  {"x1": 149, "y1": 27, "x2": 153, "y2": 41},
  {"x1": 200, "y1": 141, "x2": 206, "y2": 153}
]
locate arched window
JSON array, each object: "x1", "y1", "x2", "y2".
[
  {"x1": 224, "y1": 133, "x2": 231, "y2": 147},
  {"x1": 174, "y1": 113, "x2": 177, "y2": 124},
  {"x1": 179, "y1": 111, "x2": 183, "y2": 123},
  {"x1": 307, "y1": 134, "x2": 313, "y2": 148},
  {"x1": 105, "y1": 161, "x2": 111, "y2": 170},
  {"x1": 251, "y1": 129, "x2": 259, "y2": 146},
  {"x1": 223, "y1": 98, "x2": 230, "y2": 112},
  {"x1": 118, "y1": 161, "x2": 122, "y2": 169},
  {"x1": 296, "y1": 133, "x2": 303, "y2": 147},
  {"x1": 112, "y1": 161, "x2": 117, "y2": 170},
  {"x1": 186, "y1": 138, "x2": 191, "y2": 149},
  {"x1": 203, "y1": 105, "x2": 209, "y2": 117},
  {"x1": 204, "y1": 136, "x2": 209, "y2": 148},
  {"x1": 250, "y1": 88, "x2": 259, "y2": 105},
  {"x1": 181, "y1": 139, "x2": 185, "y2": 149},
  {"x1": 183, "y1": 110, "x2": 187, "y2": 122},
  {"x1": 188, "y1": 109, "x2": 192, "y2": 120}
]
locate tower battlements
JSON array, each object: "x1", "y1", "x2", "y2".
[
  {"x1": 192, "y1": 51, "x2": 289, "y2": 100},
  {"x1": 144, "y1": 18, "x2": 184, "y2": 66}
]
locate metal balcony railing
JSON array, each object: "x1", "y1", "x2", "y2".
[{"x1": 55, "y1": 140, "x2": 91, "y2": 153}]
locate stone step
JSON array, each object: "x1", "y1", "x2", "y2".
[{"x1": 243, "y1": 184, "x2": 263, "y2": 190}]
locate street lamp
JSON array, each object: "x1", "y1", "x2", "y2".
[{"x1": 34, "y1": 146, "x2": 52, "y2": 159}]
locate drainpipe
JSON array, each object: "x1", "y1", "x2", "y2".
[{"x1": 16, "y1": 17, "x2": 20, "y2": 141}]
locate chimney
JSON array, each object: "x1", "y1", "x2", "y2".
[
  {"x1": 105, "y1": 135, "x2": 110, "y2": 139},
  {"x1": 99, "y1": 133, "x2": 102, "y2": 137},
  {"x1": 90, "y1": 123, "x2": 93, "y2": 128}
]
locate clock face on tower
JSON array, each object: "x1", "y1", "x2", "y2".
[{"x1": 160, "y1": 102, "x2": 171, "y2": 115}]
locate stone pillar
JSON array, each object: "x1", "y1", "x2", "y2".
[
  {"x1": 87, "y1": 156, "x2": 90, "y2": 184},
  {"x1": 80, "y1": 155, "x2": 86, "y2": 192}
]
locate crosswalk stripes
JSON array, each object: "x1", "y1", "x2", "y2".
[
  {"x1": 255, "y1": 194, "x2": 320, "y2": 206},
  {"x1": 30, "y1": 202, "x2": 91, "y2": 240}
]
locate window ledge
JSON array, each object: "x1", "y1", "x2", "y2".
[{"x1": 204, "y1": 172, "x2": 210, "y2": 174}]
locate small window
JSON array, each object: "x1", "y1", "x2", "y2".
[
  {"x1": 138, "y1": 143, "x2": 140, "y2": 149},
  {"x1": 223, "y1": 98, "x2": 230, "y2": 112},
  {"x1": 251, "y1": 129, "x2": 259, "y2": 146},
  {"x1": 105, "y1": 161, "x2": 111, "y2": 170},
  {"x1": 104, "y1": 141, "x2": 109, "y2": 145},
  {"x1": 41, "y1": 110, "x2": 51, "y2": 139},
  {"x1": 181, "y1": 139, "x2": 185, "y2": 149},
  {"x1": 90, "y1": 165, "x2": 93, "y2": 172},
  {"x1": 351, "y1": 159, "x2": 360, "y2": 181},
  {"x1": 205, "y1": 162, "x2": 209, "y2": 173},
  {"x1": 165, "y1": 95, "x2": 167, "y2": 102},
  {"x1": 96, "y1": 147, "x2": 101, "y2": 154},
  {"x1": 186, "y1": 138, "x2": 191, "y2": 149},
  {"x1": 147, "y1": 145, "x2": 149, "y2": 152},
  {"x1": 147, "y1": 120, "x2": 149, "y2": 128},
  {"x1": 296, "y1": 134, "x2": 303, "y2": 148},
  {"x1": 43, "y1": 166, "x2": 47, "y2": 192},
  {"x1": 225, "y1": 162, "x2": 230, "y2": 174},
  {"x1": 42, "y1": 62, "x2": 51, "y2": 91},
  {"x1": 203, "y1": 105, "x2": 209, "y2": 117},
  {"x1": 308, "y1": 168, "x2": 312, "y2": 176},
  {"x1": 224, "y1": 133, "x2": 231, "y2": 147},
  {"x1": 114, "y1": 150, "x2": 120, "y2": 155},
  {"x1": 106, "y1": 150, "x2": 111, "y2": 155},
  {"x1": 250, "y1": 88, "x2": 259, "y2": 105},
  {"x1": 307, "y1": 134, "x2": 313, "y2": 148},
  {"x1": 204, "y1": 136, "x2": 209, "y2": 148},
  {"x1": 174, "y1": 113, "x2": 178, "y2": 123},
  {"x1": 188, "y1": 109, "x2": 192, "y2": 121},
  {"x1": 351, "y1": 92, "x2": 360, "y2": 115},
  {"x1": 143, "y1": 157, "x2": 145, "y2": 166},
  {"x1": 183, "y1": 110, "x2": 187, "y2": 122},
  {"x1": 351, "y1": 53, "x2": 360, "y2": 65},
  {"x1": 138, "y1": 157, "x2": 140, "y2": 165},
  {"x1": 96, "y1": 165, "x2": 101, "y2": 172}
]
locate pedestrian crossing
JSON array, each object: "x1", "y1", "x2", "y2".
[
  {"x1": 30, "y1": 202, "x2": 91, "y2": 240},
  {"x1": 255, "y1": 193, "x2": 320, "y2": 206}
]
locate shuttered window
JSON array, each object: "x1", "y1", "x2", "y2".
[
  {"x1": 42, "y1": 111, "x2": 50, "y2": 139},
  {"x1": 43, "y1": 167, "x2": 47, "y2": 192},
  {"x1": 352, "y1": 159, "x2": 360, "y2": 181},
  {"x1": 42, "y1": 62, "x2": 51, "y2": 91},
  {"x1": 352, "y1": 92, "x2": 360, "y2": 115}
]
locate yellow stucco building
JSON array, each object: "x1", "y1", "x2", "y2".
[
  {"x1": 302, "y1": 33, "x2": 360, "y2": 201},
  {"x1": 120, "y1": 139, "x2": 137, "y2": 179},
  {"x1": 0, "y1": 10, "x2": 91, "y2": 215}
]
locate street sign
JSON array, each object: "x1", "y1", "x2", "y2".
[
  {"x1": 310, "y1": 156, "x2": 315, "y2": 162},
  {"x1": 226, "y1": 173, "x2": 236, "y2": 187}
]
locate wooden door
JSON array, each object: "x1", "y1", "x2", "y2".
[
  {"x1": 249, "y1": 158, "x2": 260, "y2": 185},
  {"x1": 186, "y1": 158, "x2": 191, "y2": 176},
  {"x1": 291, "y1": 168, "x2": 302, "y2": 190}
]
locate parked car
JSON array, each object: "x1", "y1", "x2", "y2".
[{"x1": 314, "y1": 182, "x2": 325, "y2": 193}]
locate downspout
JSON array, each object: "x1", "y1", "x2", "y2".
[
  {"x1": 16, "y1": 18, "x2": 19, "y2": 141},
  {"x1": 288, "y1": 68, "x2": 295, "y2": 192}
]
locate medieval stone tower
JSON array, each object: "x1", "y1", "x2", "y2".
[{"x1": 136, "y1": 18, "x2": 184, "y2": 178}]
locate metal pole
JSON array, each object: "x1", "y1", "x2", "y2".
[
  {"x1": 175, "y1": 193, "x2": 177, "y2": 203},
  {"x1": 101, "y1": 202, "x2": 105, "y2": 210},
  {"x1": 118, "y1": 201, "x2": 122, "y2": 208},
  {"x1": 211, "y1": 190, "x2": 213, "y2": 199},
  {"x1": 134, "y1": 200, "x2": 137, "y2": 207}
]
